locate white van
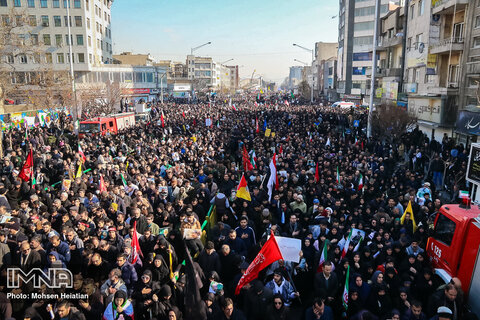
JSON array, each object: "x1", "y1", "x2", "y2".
[{"x1": 331, "y1": 101, "x2": 356, "y2": 109}]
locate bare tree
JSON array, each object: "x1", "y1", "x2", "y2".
[
  {"x1": 78, "y1": 81, "x2": 123, "y2": 118},
  {"x1": 371, "y1": 103, "x2": 417, "y2": 141},
  {"x1": 0, "y1": 8, "x2": 71, "y2": 110},
  {"x1": 298, "y1": 80, "x2": 311, "y2": 101}
]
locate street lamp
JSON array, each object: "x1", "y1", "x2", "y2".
[
  {"x1": 160, "y1": 72, "x2": 167, "y2": 104},
  {"x1": 221, "y1": 58, "x2": 234, "y2": 65},
  {"x1": 293, "y1": 43, "x2": 314, "y2": 103},
  {"x1": 294, "y1": 59, "x2": 308, "y2": 65},
  {"x1": 191, "y1": 41, "x2": 212, "y2": 55},
  {"x1": 66, "y1": 0, "x2": 79, "y2": 132}
]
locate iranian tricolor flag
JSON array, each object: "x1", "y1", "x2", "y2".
[
  {"x1": 161, "y1": 111, "x2": 165, "y2": 128},
  {"x1": 78, "y1": 144, "x2": 86, "y2": 163},
  {"x1": 336, "y1": 166, "x2": 340, "y2": 184},
  {"x1": 255, "y1": 117, "x2": 259, "y2": 134},
  {"x1": 250, "y1": 149, "x2": 257, "y2": 169},
  {"x1": 121, "y1": 174, "x2": 128, "y2": 191},
  {"x1": 342, "y1": 265, "x2": 350, "y2": 310},
  {"x1": 317, "y1": 241, "x2": 328, "y2": 273},
  {"x1": 341, "y1": 229, "x2": 352, "y2": 259},
  {"x1": 130, "y1": 221, "x2": 143, "y2": 264},
  {"x1": 358, "y1": 174, "x2": 364, "y2": 191}
]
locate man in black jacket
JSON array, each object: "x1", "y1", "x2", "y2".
[
  {"x1": 314, "y1": 261, "x2": 338, "y2": 304},
  {"x1": 198, "y1": 241, "x2": 221, "y2": 276}
]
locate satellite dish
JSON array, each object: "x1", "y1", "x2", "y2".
[{"x1": 419, "y1": 43, "x2": 425, "y2": 53}]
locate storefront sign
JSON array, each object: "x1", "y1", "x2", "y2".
[
  {"x1": 408, "y1": 98, "x2": 442, "y2": 123},
  {"x1": 456, "y1": 110, "x2": 480, "y2": 136}
]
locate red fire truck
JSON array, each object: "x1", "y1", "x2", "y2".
[
  {"x1": 79, "y1": 113, "x2": 135, "y2": 138},
  {"x1": 426, "y1": 204, "x2": 480, "y2": 316}
]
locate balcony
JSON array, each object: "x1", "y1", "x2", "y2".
[
  {"x1": 378, "y1": 35, "x2": 403, "y2": 49},
  {"x1": 432, "y1": 0, "x2": 468, "y2": 15},
  {"x1": 426, "y1": 85, "x2": 459, "y2": 96},
  {"x1": 466, "y1": 62, "x2": 480, "y2": 75},
  {"x1": 429, "y1": 37, "x2": 464, "y2": 54}
]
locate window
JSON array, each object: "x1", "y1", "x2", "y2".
[
  {"x1": 28, "y1": 0, "x2": 34, "y2": 7},
  {"x1": 87, "y1": 18, "x2": 90, "y2": 29},
  {"x1": 100, "y1": 40, "x2": 103, "y2": 50},
  {"x1": 64, "y1": 16, "x2": 71, "y2": 27},
  {"x1": 54, "y1": 16, "x2": 61, "y2": 27},
  {"x1": 88, "y1": 35, "x2": 91, "y2": 46},
  {"x1": 76, "y1": 34, "x2": 83, "y2": 45},
  {"x1": 353, "y1": 36, "x2": 373, "y2": 46},
  {"x1": 45, "y1": 53, "x2": 52, "y2": 63},
  {"x1": 104, "y1": 11, "x2": 107, "y2": 20},
  {"x1": 96, "y1": 22, "x2": 99, "y2": 32},
  {"x1": 0, "y1": 0, "x2": 6, "y2": 6},
  {"x1": 31, "y1": 34, "x2": 39, "y2": 45},
  {"x1": 407, "y1": 37, "x2": 412, "y2": 50},
  {"x1": 433, "y1": 214, "x2": 456, "y2": 246},
  {"x1": 19, "y1": 54, "x2": 27, "y2": 64},
  {"x1": 29, "y1": 15, "x2": 37, "y2": 26},
  {"x1": 419, "y1": 0, "x2": 424, "y2": 15},
  {"x1": 53, "y1": 0, "x2": 59, "y2": 7},
  {"x1": 97, "y1": 38, "x2": 100, "y2": 48},
  {"x1": 85, "y1": 0, "x2": 88, "y2": 10},
  {"x1": 89, "y1": 53, "x2": 92, "y2": 63},
  {"x1": 74, "y1": 16, "x2": 82, "y2": 27},
  {"x1": 474, "y1": 37, "x2": 480, "y2": 48},
  {"x1": 354, "y1": 21, "x2": 374, "y2": 31},
  {"x1": 63, "y1": 0, "x2": 69, "y2": 8},
  {"x1": 6, "y1": 54, "x2": 14, "y2": 63},
  {"x1": 99, "y1": 24, "x2": 103, "y2": 34},
  {"x1": 14, "y1": 0, "x2": 21, "y2": 7},
  {"x1": 55, "y1": 34, "x2": 62, "y2": 46},
  {"x1": 415, "y1": 34, "x2": 423, "y2": 49},
  {"x1": 66, "y1": 53, "x2": 74, "y2": 63},
  {"x1": 78, "y1": 53, "x2": 85, "y2": 63},
  {"x1": 43, "y1": 34, "x2": 51, "y2": 45},
  {"x1": 74, "y1": 0, "x2": 80, "y2": 8},
  {"x1": 476, "y1": 16, "x2": 480, "y2": 28},
  {"x1": 410, "y1": 4, "x2": 415, "y2": 20},
  {"x1": 32, "y1": 53, "x2": 41, "y2": 63},
  {"x1": 57, "y1": 53, "x2": 64, "y2": 63},
  {"x1": 65, "y1": 34, "x2": 72, "y2": 45},
  {"x1": 41, "y1": 15, "x2": 49, "y2": 27},
  {"x1": 15, "y1": 15, "x2": 23, "y2": 26}
]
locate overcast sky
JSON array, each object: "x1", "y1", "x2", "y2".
[{"x1": 112, "y1": 0, "x2": 339, "y2": 84}]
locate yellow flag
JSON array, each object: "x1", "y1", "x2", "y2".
[
  {"x1": 265, "y1": 128, "x2": 271, "y2": 137},
  {"x1": 271, "y1": 132, "x2": 276, "y2": 138},
  {"x1": 126, "y1": 161, "x2": 129, "y2": 170},
  {"x1": 168, "y1": 245, "x2": 174, "y2": 279},
  {"x1": 191, "y1": 135, "x2": 197, "y2": 142},
  {"x1": 76, "y1": 163, "x2": 82, "y2": 178},
  {"x1": 400, "y1": 201, "x2": 417, "y2": 232}
]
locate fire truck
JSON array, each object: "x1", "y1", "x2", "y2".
[
  {"x1": 79, "y1": 112, "x2": 135, "y2": 138},
  {"x1": 426, "y1": 204, "x2": 480, "y2": 316}
]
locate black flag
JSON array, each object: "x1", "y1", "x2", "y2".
[{"x1": 184, "y1": 242, "x2": 207, "y2": 320}]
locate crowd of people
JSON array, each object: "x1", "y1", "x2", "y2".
[{"x1": 0, "y1": 98, "x2": 475, "y2": 320}]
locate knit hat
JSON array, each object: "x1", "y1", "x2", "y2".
[{"x1": 437, "y1": 306, "x2": 453, "y2": 319}]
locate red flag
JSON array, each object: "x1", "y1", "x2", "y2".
[
  {"x1": 279, "y1": 145, "x2": 283, "y2": 155},
  {"x1": 235, "y1": 231, "x2": 283, "y2": 295},
  {"x1": 182, "y1": 111, "x2": 186, "y2": 118},
  {"x1": 19, "y1": 150, "x2": 33, "y2": 182},
  {"x1": 99, "y1": 175, "x2": 107, "y2": 192},
  {"x1": 130, "y1": 221, "x2": 143, "y2": 264},
  {"x1": 242, "y1": 145, "x2": 253, "y2": 171},
  {"x1": 255, "y1": 118, "x2": 259, "y2": 134},
  {"x1": 161, "y1": 111, "x2": 165, "y2": 128},
  {"x1": 315, "y1": 162, "x2": 320, "y2": 183}
]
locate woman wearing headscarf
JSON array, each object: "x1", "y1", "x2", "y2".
[
  {"x1": 133, "y1": 269, "x2": 160, "y2": 320},
  {"x1": 103, "y1": 290, "x2": 134, "y2": 320},
  {"x1": 346, "y1": 288, "x2": 363, "y2": 319},
  {"x1": 149, "y1": 254, "x2": 170, "y2": 285},
  {"x1": 366, "y1": 283, "x2": 393, "y2": 319},
  {"x1": 265, "y1": 294, "x2": 291, "y2": 320},
  {"x1": 350, "y1": 274, "x2": 371, "y2": 305}
]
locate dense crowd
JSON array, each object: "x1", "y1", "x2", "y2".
[{"x1": 0, "y1": 99, "x2": 475, "y2": 320}]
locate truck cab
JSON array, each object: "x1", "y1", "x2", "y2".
[
  {"x1": 79, "y1": 117, "x2": 117, "y2": 138},
  {"x1": 427, "y1": 204, "x2": 480, "y2": 316}
]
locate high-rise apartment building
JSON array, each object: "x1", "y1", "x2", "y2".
[
  {"x1": 0, "y1": 0, "x2": 113, "y2": 73},
  {"x1": 337, "y1": 0, "x2": 399, "y2": 103}
]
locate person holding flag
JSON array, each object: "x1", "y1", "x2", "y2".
[
  {"x1": 400, "y1": 201, "x2": 417, "y2": 235},
  {"x1": 235, "y1": 173, "x2": 251, "y2": 201}
]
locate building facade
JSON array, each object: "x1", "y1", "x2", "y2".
[
  {"x1": 337, "y1": 0, "x2": 399, "y2": 103},
  {"x1": 113, "y1": 52, "x2": 155, "y2": 66},
  {"x1": 1, "y1": 0, "x2": 114, "y2": 73}
]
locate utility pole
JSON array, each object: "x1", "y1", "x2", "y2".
[
  {"x1": 367, "y1": 0, "x2": 380, "y2": 138},
  {"x1": 66, "y1": 0, "x2": 78, "y2": 133}
]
